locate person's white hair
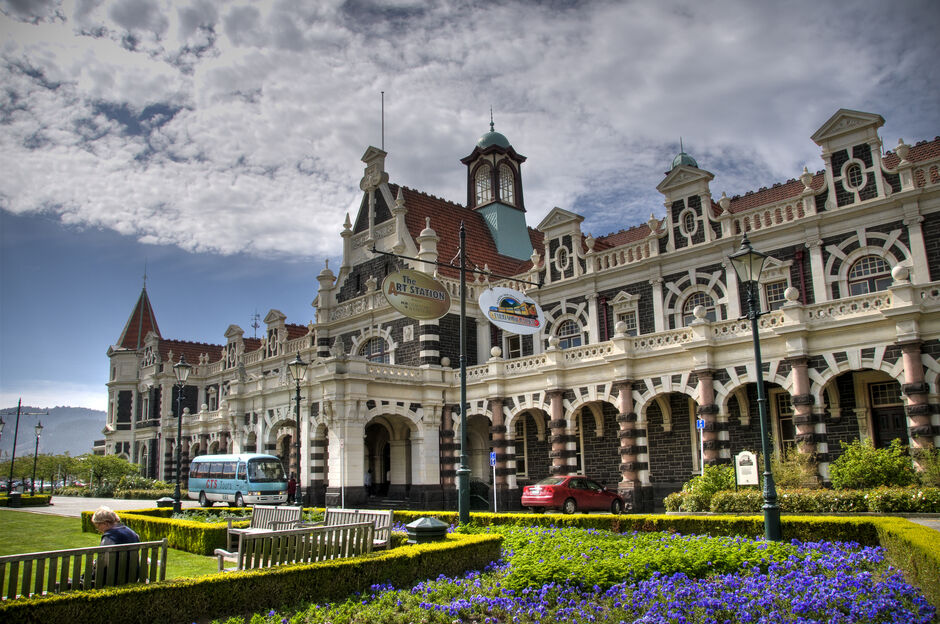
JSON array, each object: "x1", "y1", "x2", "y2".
[{"x1": 91, "y1": 506, "x2": 120, "y2": 525}]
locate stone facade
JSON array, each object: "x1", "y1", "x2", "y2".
[{"x1": 104, "y1": 109, "x2": 940, "y2": 511}]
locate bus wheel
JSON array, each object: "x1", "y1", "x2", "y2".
[
  {"x1": 235, "y1": 493, "x2": 245, "y2": 508},
  {"x1": 199, "y1": 491, "x2": 210, "y2": 507}
]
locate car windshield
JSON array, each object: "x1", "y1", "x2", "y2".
[
  {"x1": 247, "y1": 458, "x2": 286, "y2": 483},
  {"x1": 534, "y1": 477, "x2": 566, "y2": 486}
]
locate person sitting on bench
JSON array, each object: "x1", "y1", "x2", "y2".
[{"x1": 92, "y1": 506, "x2": 140, "y2": 545}]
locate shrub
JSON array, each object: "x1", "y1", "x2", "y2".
[
  {"x1": 830, "y1": 439, "x2": 916, "y2": 489},
  {"x1": 665, "y1": 465, "x2": 735, "y2": 512},
  {"x1": 914, "y1": 447, "x2": 940, "y2": 487},
  {"x1": 770, "y1": 446, "x2": 819, "y2": 489}
]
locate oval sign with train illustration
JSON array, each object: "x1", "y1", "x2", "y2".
[
  {"x1": 478, "y1": 286, "x2": 544, "y2": 335},
  {"x1": 382, "y1": 270, "x2": 451, "y2": 320}
]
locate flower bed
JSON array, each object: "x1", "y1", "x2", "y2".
[{"x1": 231, "y1": 526, "x2": 936, "y2": 624}]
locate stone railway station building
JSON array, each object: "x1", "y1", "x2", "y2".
[{"x1": 104, "y1": 109, "x2": 940, "y2": 511}]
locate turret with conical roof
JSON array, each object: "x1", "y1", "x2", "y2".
[{"x1": 116, "y1": 286, "x2": 161, "y2": 351}]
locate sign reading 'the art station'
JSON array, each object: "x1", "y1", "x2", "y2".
[
  {"x1": 382, "y1": 270, "x2": 451, "y2": 320},
  {"x1": 478, "y1": 286, "x2": 545, "y2": 335}
]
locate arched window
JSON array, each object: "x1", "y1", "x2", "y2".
[
  {"x1": 498, "y1": 163, "x2": 515, "y2": 205},
  {"x1": 556, "y1": 319, "x2": 583, "y2": 349},
  {"x1": 848, "y1": 255, "x2": 892, "y2": 295},
  {"x1": 682, "y1": 291, "x2": 716, "y2": 325},
  {"x1": 475, "y1": 164, "x2": 493, "y2": 205},
  {"x1": 359, "y1": 337, "x2": 389, "y2": 363}
]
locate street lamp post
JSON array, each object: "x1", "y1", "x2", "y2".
[
  {"x1": 287, "y1": 352, "x2": 308, "y2": 507},
  {"x1": 30, "y1": 422, "x2": 43, "y2": 496},
  {"x1": 729, "y1": 234, "x2": 782, "y2": 541},
  {"x1": 172, "y1": 355, "x2": 192, "y2": 514}
]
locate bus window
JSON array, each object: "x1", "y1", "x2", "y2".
[
  {"x1": 208, "y1": 462, "x2": 223, "y2": 478},
  {"x1": 236, "y1": 462, "x2": 246, "y2": 480},
  {"x1": 221, "y1": 462, "x2": 236, "y2": 479},
  {"x1": 248, "y1": 457, "x2": 286, "y2": 483},
  {"x1": 189, "y1": 461, "x2": 205, "y2": 479}
]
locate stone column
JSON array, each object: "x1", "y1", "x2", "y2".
[
  {"x1": 694, "y1": 369, "x2": 720, "y2": 466},
  {"x1": 900, "y1": 342, "x2": 936, "y2": 467},
  {"x1": 440, "y1": 405, "x2": 457, "y2": 490},
  {"x1": 789, "y1": 356, "x2": 817, "y2": 453},
  {"x1": 548, "y1": 390, "x2": 567, "y2": 475},
  {"x1": 615, "y1": 381, "x2": 641, "y2": 510},
  {"x1": 490, "y1": 398, "x2": 510, "y2": 509}
]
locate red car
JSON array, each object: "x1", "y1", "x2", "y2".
[{"x1": 521, "y1": 476, "x2": 624, "y2": 514}]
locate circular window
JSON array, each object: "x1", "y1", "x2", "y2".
[{"x1": 844, "y1": 163, "x2": 865, "y2": 190}]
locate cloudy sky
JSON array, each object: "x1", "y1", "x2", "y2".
[{"x1": 1, "y1": 0, "x2": 938, "y2": 414}]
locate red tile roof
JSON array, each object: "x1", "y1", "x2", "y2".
[
  {"x1": 286, "y1": 324, "x2": 309, "y2": 340},
  {"x1": 391, "y1": 184, "x2": 541, "y2": 280},
  {"x1": 116, "y1": 288, "x2": 161, "y2": 350},
  {"x1": 594, "y1": 224, "x2": 654, "y2": 249},
  {"x1": 882, "y1": 137, "x2": 940, "y2": 168},
  {"x1": 157, "y1": 340, "x2": 223, "y2": 367},
  {"x1": 723, "y1": 173, "x2": 826, "y2": 214}
]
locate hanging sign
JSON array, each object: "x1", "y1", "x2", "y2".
[
  {"x1": 477, "y1": 286, "x2": 545, "y2": 335},
  {"x1": 735, "y1": 450, "x2": 759, "y2": 486},
  {"x1": 382, "y1": 270, "x2": 451, "y2": 320}
]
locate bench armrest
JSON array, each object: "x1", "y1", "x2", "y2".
[{"x1": 214, "y1": 548, "x2": 236, "y2": 572}]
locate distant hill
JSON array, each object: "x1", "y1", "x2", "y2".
[{"x1": 0, "y1": 406, "x2": 105, "y2": 457}]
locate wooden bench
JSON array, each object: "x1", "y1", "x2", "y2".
[
  {"x1": 224, "y1": 505, "x2": 303, "y2": 551},
  {"x1": 0, "y1": 539, "x2": 168, "y2": 600},
  {"x1": 214, "y1": 521, "x2": 374, "y2": 572},
  {"x1": 311, "y1": 508, "x2": 393, "y2": 549}
]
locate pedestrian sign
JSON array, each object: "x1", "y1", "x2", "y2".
[
  {"x1": 489, "y1": 451, "x2": 496, "y2": 466},
  {"x1": 696, "y1": 418, "x2": 705, "y2": 430}
]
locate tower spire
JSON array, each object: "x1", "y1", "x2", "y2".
[{"x1": 490, "y1": 107, "x2": 494, "y2": 132}]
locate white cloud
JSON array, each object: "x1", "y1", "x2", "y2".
[{"x1": 1, "y1": 0, "x2": 938, "y2": 261}]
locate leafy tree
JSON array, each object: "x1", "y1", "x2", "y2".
[{"x1": 829, "y1": 439, "x2": 916, "y2": 489}]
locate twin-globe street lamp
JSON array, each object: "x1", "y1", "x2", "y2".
[
  {"x1": 30, "y1": 421, "x2": 43, "y2": 496},
  {"x1": 287, "y1": 352, "x2": 308, "y2": 507},
  {"x1": 728, "y1": 234, "x2": 782, "y2": 541},
  {"x1": 172, "y1": 354, "x2": 192, "y2": 513}
]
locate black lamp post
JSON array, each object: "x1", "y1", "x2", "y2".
[
  {"x1": 172, "y1": 354, "x2": 192, "y2": 513},
  {"x1": 30, "y1": 421, "x2": 43, "y2": 496},
  {"x1": 287, "y1": 352, "x2": 308, "y2": 507},
  {"x1": 729, "y1": 234, "x2": 782, "y2": 541}
]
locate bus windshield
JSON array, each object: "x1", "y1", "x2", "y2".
[{"x1": 247, "y1": 458, "x2": 286, "y2": 483}]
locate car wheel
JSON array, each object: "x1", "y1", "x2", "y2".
[
  {"x1": 235, "y1": 493, "x2": 245, "y2": 508},
  {"x1": 199, "y1": 491, "x2": 210, "y2": 507},
  {"x1": 610, "y1": 499, "x2": 623, "y2": 515},
  {"x1": 563, "y1": 498, "x2": 577, "y2": 514}
]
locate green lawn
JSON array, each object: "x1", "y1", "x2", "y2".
[{"x1": 0, "y1": 509, "x2": 219, "y2": 579}]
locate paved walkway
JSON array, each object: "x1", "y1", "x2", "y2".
[{"x1": 7, "y1": 496, "x2": 202, "y2": 518}]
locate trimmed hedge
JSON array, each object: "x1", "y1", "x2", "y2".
[
  {"x1": 0, "y1": 532, "x2": 502, "y2": 624},
  {"x1": 709, "y1": 487, "x2": 940, "y2": 514},
  {"x1": 0, "y1": 494, "x2": 51, "y2": 508}
]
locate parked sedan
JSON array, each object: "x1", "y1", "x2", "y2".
[{"x1": 521, "y1": 476, "x2": 624, "y2": 514}]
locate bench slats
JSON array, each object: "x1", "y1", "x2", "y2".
[
  {"x1": 225, "y1": 505, "x2": 303, "y2": 551},
  {"x1": 215, "y1": 522, "x2": 373, "y2": 572},
  {"x1": 0, "y1": 540, "x2": 168, "y2": 600},
  {"x1": 321, "y1": 508, "x2": 393, "y2": 549}
]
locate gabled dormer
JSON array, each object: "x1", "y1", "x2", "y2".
[
  {"x1": 460, "y1": 118, "x2": 532, "y2": 260},
  {"x1": 263, "y1": 310, "x2": 287, "y2": 358},
  {"x1": 656, "y1": 146, "x2": 717, "y2": 252},
  {"x1": 811, "y1": 109, "x2": 887, "y2": 209},
  {"x1": 537, "y1": 207, "x2": 584, "y2": 282}
]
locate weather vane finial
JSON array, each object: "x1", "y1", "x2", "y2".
[
  {"x1": 490, "y1": 106, "x2": 494, "y2": 132},
  {"x1": 142, "y1": 259, "x2": 148, "y2": 289}
]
